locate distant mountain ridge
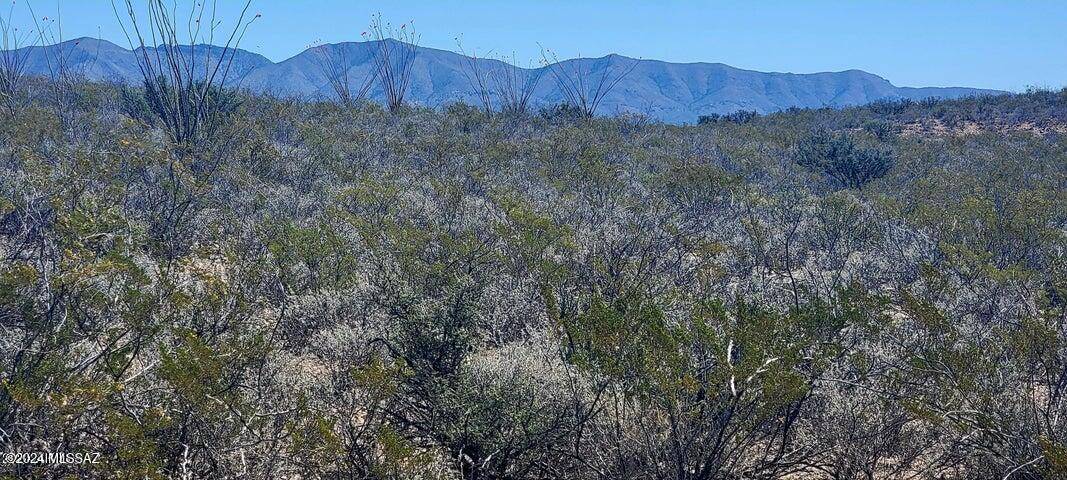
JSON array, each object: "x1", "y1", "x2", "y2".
[{"x1": 13, "y1": 37, "x2": 1004, "y2": 123}]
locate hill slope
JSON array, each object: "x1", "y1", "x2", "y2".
[{"x1": 13, "y1": 37, "x2": 1002, "y2": 123}]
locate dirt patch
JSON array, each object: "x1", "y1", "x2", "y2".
[{"x1": 899, "y1": 119, "x2": 1067, "y2": 137}]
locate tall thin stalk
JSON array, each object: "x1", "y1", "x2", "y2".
[
  {"x1": 541, "y1": 48, "x2": 638, "y2": 117},
  {"x1": 30, "y1": 4, "x2": 101, "y2": 131},
  {"x1": 490, "y1": 52, "x2": 542, "y2": 115},
  {"x1": 456, "y1": 38, "x2": 492, "y2": 114},
  {"x1": 456, "y1": 40, "x2": 543, "y2": 116},
  {"x1": 367, "y1": 14, "x2": 418, "y2": 114},
  {"x1": 0, "y1": 1, "x2": 37, "y2": 116},
  {"x1": 313, "y1": 41, "x2": 373, "y2": 107},
  {"x1": 112, "y1": 0, "x2": 259, "y2": 145}
]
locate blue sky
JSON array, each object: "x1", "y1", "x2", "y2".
[{"x1": 14, "y1": 1, "x2": 1067, "y2": 92}]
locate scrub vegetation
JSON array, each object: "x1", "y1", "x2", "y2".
[{"x1": 1, "y1": 3, "x2": 1067, "y2": 479}]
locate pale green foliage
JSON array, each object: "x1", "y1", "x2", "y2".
[{"x1": 0, "y1": 79, "x2": 1065, "y2": 479}]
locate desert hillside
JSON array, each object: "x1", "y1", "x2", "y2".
[{"x1": 2, "y1": 71, "x2": 1065, "y2": 478}]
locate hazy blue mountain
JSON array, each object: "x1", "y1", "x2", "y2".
[
  {"x1": 16, "y1": 38, "x2": 273, "y2": 83},
  {"x1": 13, "y1": 38, "x2": 1003, "y2": 123}
]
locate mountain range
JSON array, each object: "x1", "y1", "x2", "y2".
[{"x1": 13, "y1": 37, "x2": 1003, "y2": 123}]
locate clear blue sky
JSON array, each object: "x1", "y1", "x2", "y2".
[{"x1": 14, "y1": 1, "x2": 1067, "y2": 91}]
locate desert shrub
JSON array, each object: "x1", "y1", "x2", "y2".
[
  {"x1": 121, "y1": 78, "x2": 242, "y2": 147},
  {"x1": 796, "y1": 129, "x2": 895, "y2": 190},
  {"x1": 698, "y1": 110, "x2": 760, "y2": 124},
  {"x1": 538, "y1": 103, "x2": 588, "y2": 124}
]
